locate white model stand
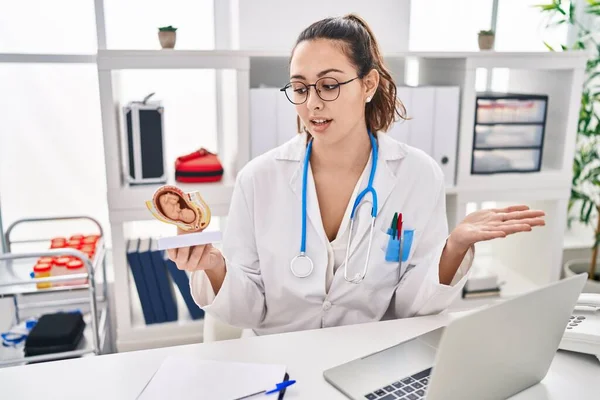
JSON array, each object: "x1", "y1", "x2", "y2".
[{"x1": 157, "y1": 230, "x2": 223, "y2": 251}]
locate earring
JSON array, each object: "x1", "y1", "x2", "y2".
[{"x1": 366, "y1": 96, "x2": 372, "y2": 103}]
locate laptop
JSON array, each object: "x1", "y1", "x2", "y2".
[{"x1": 323, "y1": 273, "x2": 588, "y2": 400}]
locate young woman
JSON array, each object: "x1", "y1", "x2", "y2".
[{"x1": 167, "y1": 14, "x2": 545, "y2": 336}]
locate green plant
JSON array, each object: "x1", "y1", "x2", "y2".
[
  {"x1": 478, "y1": 29, "x2": 495, "y2": 36},
  {"x1": 158, "y1": 25, "x2": 177, "y2": 32},
  {"x1": 536, "y1": 0, "x2": 600, "y2": 281}
]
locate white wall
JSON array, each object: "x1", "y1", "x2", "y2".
[{"x1": 234, "y1": 0, "x2": 411, "y2": 53}]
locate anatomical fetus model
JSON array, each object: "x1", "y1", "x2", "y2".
[{"x1": 146, "y1": 185, "x2": 211, "y2": 232}]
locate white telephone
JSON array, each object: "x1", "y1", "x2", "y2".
[{"x1": 559, "y1": 293, "x2": 600, "y2": 362}]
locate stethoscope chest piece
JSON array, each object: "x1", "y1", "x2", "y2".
[{"x1": 290, "y1": 253, "x2": 314, "y2": 278}]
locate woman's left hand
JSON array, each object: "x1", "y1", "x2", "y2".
[{"x1": 448, "y1": 205, "x2": 546, "y2": 252}]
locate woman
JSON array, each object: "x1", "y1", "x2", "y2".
[{"x1": 167, "y1": 14, "x2": 545, "y2": 336}]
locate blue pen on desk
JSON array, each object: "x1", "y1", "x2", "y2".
[
  {"x1": 266, "y1": 379, "x2": 296, "y2": 395},
  {"x1": 235, "y1": 379, "x2": 297, "y2": 399}
]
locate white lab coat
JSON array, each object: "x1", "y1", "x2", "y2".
[{"x1": 191, "y1": 132, "x2": 474, "y2": 336}]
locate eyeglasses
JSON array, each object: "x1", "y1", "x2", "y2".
[{"x1": 280, "y1": 76, "x2": 359, "y2": 105}]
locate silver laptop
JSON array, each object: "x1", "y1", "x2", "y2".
[{"x1": 323, "y1": 273, "x2": 588, "y2": 400}]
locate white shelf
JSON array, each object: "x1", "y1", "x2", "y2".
[
  {"x1": 450, "y1": 256, "x2": 540, "y2": 311},
  {"x1": 0, "y1": 53, "x2": 96, "y2": 64},
  {"x1": 97, "y1": 49, "x2": 250, "y2": 70},
  {"x1": 107, "y1": 170, "x2": 236, "y2": 216},
  {"x1": 455, "y1": 171, "x2": 572, "y2": 201}
]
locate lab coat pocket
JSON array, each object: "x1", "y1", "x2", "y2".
[
  {"x1": 377, "y1": 229, "x2": 416, "y2": 283},
  {"x1": 372, "y1": 232, "x2": 402, "y2": 286}
]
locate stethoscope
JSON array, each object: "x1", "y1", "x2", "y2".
[{"x1": 289, "y1": 130, "x2": 379, "y2": 284}]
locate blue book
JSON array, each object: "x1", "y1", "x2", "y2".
[
  {"x1": 164, "y1": 255, "x2": 205, "y2": 320},
  {"x1": 138, "y1": 238, "x2": 167, "y2": 323},
  {"x1": 150, "y1": 239, "x2": 178, "y2": 322},
  {"x1": 125, "y1": 239, "x2": 155, "y2": 324}
]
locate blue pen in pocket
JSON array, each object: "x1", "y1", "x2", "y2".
[{"x1": 385, "y1": 228, "x2": 414, "y2": 263}]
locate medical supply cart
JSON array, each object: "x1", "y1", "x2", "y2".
[{"x1": 0, "y1": 216, "x2": 111, "y2": 367}]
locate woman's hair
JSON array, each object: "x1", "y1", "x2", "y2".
[{"x1": 292, "y1": 13, "x2": 408, "y2": 133}]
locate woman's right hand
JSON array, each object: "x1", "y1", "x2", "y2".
[{"x1": 166, "y1": 228, "x2": 225, "y2": 273}]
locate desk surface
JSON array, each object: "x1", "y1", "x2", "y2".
[{"x1": 0, "y1": 312, "x2": 599, "y2": 400}]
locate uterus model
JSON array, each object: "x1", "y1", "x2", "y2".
[{"x1": 146, "y1": 185, "x2": 211, "y2": 232}]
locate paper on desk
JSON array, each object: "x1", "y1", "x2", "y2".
[{"x1": 137, "y1": 354, "x2": 287, "y2": 400}]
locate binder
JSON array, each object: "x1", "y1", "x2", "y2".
[
  {"x1": 432, "y1": 86, "x2": 460, "y2": 187},
  {"x1": 387, "y1": 86, "x2": 412, "y2": 143},
  {"x1": 164, "y1": 255, "x2": 205, "y2": 320},
  {"x1": 407, "y1": 86, "x2": 435, "y2": 154},
  {"x1": 250, "y1": 88, "x2": 278, "y2": 159},
  {"x1": 276, "y1": 91, "x2": 299, "y2": 146},
  {"x1": 149, "y1": 239, "x2": 178, "y2": 322},
  {"x1": 125, "y1": 238, "x2": 155, "y2": 324},
  {"x1": 138, "y1": 238, "x2": 167, "y2": 323},
  {"x1": 126, "y1": 237, "x2": 205, "y2": 325}
]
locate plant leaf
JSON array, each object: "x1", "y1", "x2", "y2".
[{"x1": 544, "y1": 41, "x2": 556, "y2": 51}]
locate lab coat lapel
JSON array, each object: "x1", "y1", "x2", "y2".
[
  {"x1": 283, "y1": 136, "x2": 329, "y2": 250},
  {"x1": 346, "y1": 134, "x2": 405, "y2": 261}
]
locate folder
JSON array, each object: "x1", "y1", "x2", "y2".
[
  {"x1": 125, "y1": 238, "x2": 155, "y2": 324},
  {"x1": 250, "y1": 88, "x2": 278, "y2": 159},
  {"x1": 432, "y1": 86, "x2": 460, "y2": 188},
  {"x1": 149, "y1": 239, "x2": 178, "y2": 322},
  {"x1": 387, "y1": 86, "x2": 412, "y2": 143},
  {"x1": 408, "y1": 86, "x2": 435, "y2": 154},
  {"x1": 276, "y1": 91, "x2": 299, "y2": 146},
  {"x1": 138, "y1": 238, "x2": 167, "y2": 323},
  {"x1": 164, "y1": 255, "x2": 205, "y2": 320}
]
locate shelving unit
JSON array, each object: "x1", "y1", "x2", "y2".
[
  {"x1": 97, "y1": 47, "x2": 248, "y2": 350},
  {"x1": 0, "y1": 0, "x2": 549, "y2": 351},
  {"x1": 94, "y1": 48, "x2": 586, "y2": 350},
  {"x1": 0, "y1": 216, "x2": 110, "y2": 367},
  {"x1": 0, "y1": 1, "x2": 588, "y2": 351}
]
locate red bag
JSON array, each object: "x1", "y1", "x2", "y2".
[{"x1": 174, "y1": 148, "x2": 224, "y2": 183}]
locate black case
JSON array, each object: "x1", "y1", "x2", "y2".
[
  {"x1": 24, "y1": 312, "x2": 86, "y2": 357},
  {"x1": 122, "y1": 95, "x2": 167, "y2": 185}
]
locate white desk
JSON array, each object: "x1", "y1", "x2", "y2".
[{"x1": 0, "y1": 312, "x2": 599, "y2": 399}]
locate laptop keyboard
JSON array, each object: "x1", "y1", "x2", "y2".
[{"x1": 363, "y1": 368, "x2": 431, "y2": 400}]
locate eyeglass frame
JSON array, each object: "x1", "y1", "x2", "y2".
[{"x1": 279, "y1": 76, "x2": 360, "y2": 105}]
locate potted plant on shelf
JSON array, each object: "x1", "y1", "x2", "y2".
[
  {"x1": 537, "y1": 1, "x2": 600, "y2": 292},
  {"x1": 478, "y1": 29, "x2": 495, "y2": 50},
  {"x1": 158, "y1": 25, "x2": 177, "y2": 49}
]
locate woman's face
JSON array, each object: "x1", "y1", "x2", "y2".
[{"x1": 289, "y1": 39, "x2": 377, "y2": 145}]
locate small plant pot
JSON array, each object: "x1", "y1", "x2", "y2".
[
  {"x1": 478, "y1": 34, "x2": 495, "y2": 50},
  {"x1": 563, "y1": 258, "x2": 600, "y2": 294},
  {"x1": 158, "y1": 31, "x2": 176, "y2": 49}
]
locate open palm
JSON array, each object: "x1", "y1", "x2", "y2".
[{"x1": 451, "y1": 205, "x2": 546, "y2": 250}]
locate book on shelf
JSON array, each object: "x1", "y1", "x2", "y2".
[
  {"x1": 462, "y1": 286, "x2": 502, "y2": 299},
  {"x1": 126, "y1": 238, "x2": 205, "y2": 325}
]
